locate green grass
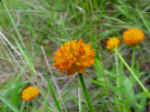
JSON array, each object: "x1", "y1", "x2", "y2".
[{"x1": 0, "y1": 0, "x2": 150, "y2": 111}]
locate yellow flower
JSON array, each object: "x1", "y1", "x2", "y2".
[
  {"x1": 22, "y1": 86, "x2": 40, "y2": 101},
  {"x1": 123, "y1": 28, "x2": 145, "y2": 46},
  {"x1": 53, "y1": 39, "x2": 95, "y2": 76},
  {"x1": 106, "y1": 37, "x2": 120, "y2": 50}
]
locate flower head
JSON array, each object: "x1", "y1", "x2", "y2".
[
  {"x1": 106, "y1": 37, "x2": 120, "y2": 50},
  {"x1": 22, "y1": 86, "x2": 40, "y2": 101},
  {"x1": 53, "y1": 39, "x2": 95, "y2": 76},
  {"x1": 123, "y1": 28, "x2": 145, "y2": 46}
]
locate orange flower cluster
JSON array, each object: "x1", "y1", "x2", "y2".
[
  {"x1": 53, "y1": 39, "x2": 95, "y2": 75},
  {"x1": 123, "y1": 28, "x2": 145, "y2": 46},
  {"x1": 22, "y1": 86, "x2": 40, "y2": 101},
  {"x1": 106, "y1": 28, "x2": 145, "y2": 50},
  {"x1": 106, "y1": 37, "x2": 120, "y2": 50}
]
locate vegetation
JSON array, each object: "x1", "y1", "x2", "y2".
[{"x1": 0, "y1": 0, "x2": 150, "y2": 112}]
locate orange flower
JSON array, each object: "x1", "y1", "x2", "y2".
[
  {"x1": 123, "y1": 28, "x2": 145, "y2": 46},
  {"x1": 53, "y1": 39, "x2": 95, "y2": 76},
  {"x1": 106, "y1": 37, "x2": 120, "y2": 50},
  {"x1": 22, "y1": 86, "x2": 40, "y2": 101}
]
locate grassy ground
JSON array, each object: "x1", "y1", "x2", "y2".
[{"x1": 0, "y1": 0, "x2": 150, "y2": 112}]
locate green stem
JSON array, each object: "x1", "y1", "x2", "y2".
[
  {"x1": 20, "y1": 101, "x2": 25, "y2": 112},
  {"x1": 131, "y1": 47, "x2": 136, "y2": 69},
  {"x1": 45, "y1": 75, "x2": 62, "y2": 112},
  {"x1": 78, "y1": 73, "x2": 94, "y2": 112},
  {"x1": 114, "y1": 49, "x2": 150, "y2": 98},
  {"x1": 114, "y1": 51, "x2": 120, "y2": 87},
  {"x1": 114, "y1": 50, "x2": 122, "y2": 111}
]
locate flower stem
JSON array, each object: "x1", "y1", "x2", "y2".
[
  {"x1": 78, "y1": 73, "x2": 94, "y2": 112},
  {"x1": 114, "y1": 51, "x2": 120, "y2": 87},
  {"x1": 114, "y1": 48, "x2": 150, "y2": 98},
  {"x1": 44, "y1": 75, "x2": 62, "y2": 112},
  {"x1": 131, "y1": 47, "x2": 136, "y2": 69},
  {"x1": 20, "y1": 101, "x2": 25, "y2": 111}
]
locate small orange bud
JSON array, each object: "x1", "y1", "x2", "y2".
[
  {"x1": 22, "y1": 86, "x2": 40, "y2": 101},
  {"x1": 106, "y1": 37, "x2": 120, "y2": 50}
]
